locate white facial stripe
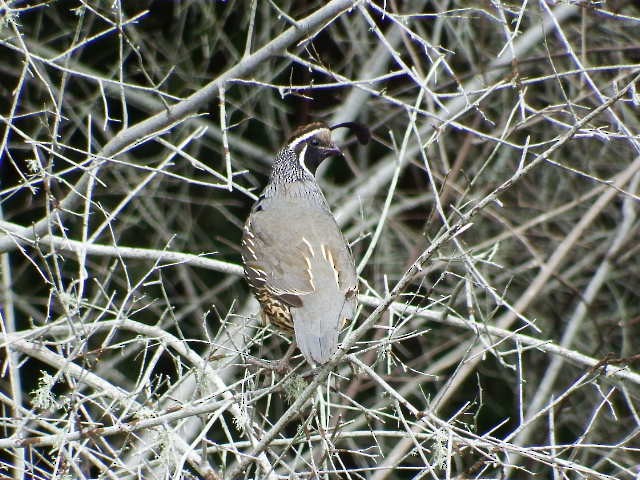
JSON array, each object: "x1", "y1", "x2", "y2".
[
  {"x1": 288, "y1": 128, "x2": 327, "y2": 150},
  {"x1": 298, "y1": 144, "x2": 313, "y2": 176}
]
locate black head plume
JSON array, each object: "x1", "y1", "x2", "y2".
[{"x1": 330, "y1": 122, "x2": 371, "y2": 145}]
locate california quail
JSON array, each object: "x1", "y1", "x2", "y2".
[{"x1": 241, "y1": 121, "x2": 369, "y2": 364}]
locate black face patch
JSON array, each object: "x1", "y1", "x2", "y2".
[
  {"x1": 304, "y1": 142, "x2": 328, "y2": 175},
  {"x1": 295, "y1": 135, "x2": 337, "y2": 175}
]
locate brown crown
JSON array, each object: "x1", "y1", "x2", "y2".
[{"x1": 286, "y1": 121, "x2": 329, "y2": 145}]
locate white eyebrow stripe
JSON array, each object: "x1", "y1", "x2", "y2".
[{"x1": 288, "y1": 128, "x2": 327, "y2": 149}]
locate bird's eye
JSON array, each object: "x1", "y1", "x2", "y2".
[{"x1": 310, "y1": 138, "x2": 320, "y2": 146}]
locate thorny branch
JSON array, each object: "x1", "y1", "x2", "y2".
[{"x1": 1, "y1": 1, "x2": 640, "y2": 479}]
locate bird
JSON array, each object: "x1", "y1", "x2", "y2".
[{"x1": 241, "y1": 121, "x2": 369, "y2": 365}]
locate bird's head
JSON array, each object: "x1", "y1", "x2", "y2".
[{"x1": 281, "y1": 121, "x2": 370, "y2": 177}]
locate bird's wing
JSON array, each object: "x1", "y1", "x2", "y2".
[
  {"x1": 241, "y1": 198, "x2": 358, "y2": 363},
  {"x1": 242, "y1": 203, "x2": 318, "y2": 307}
]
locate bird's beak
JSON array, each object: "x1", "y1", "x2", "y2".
[{"x1": 322, "y1": 145, "x2": 343, "y2": 159}]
